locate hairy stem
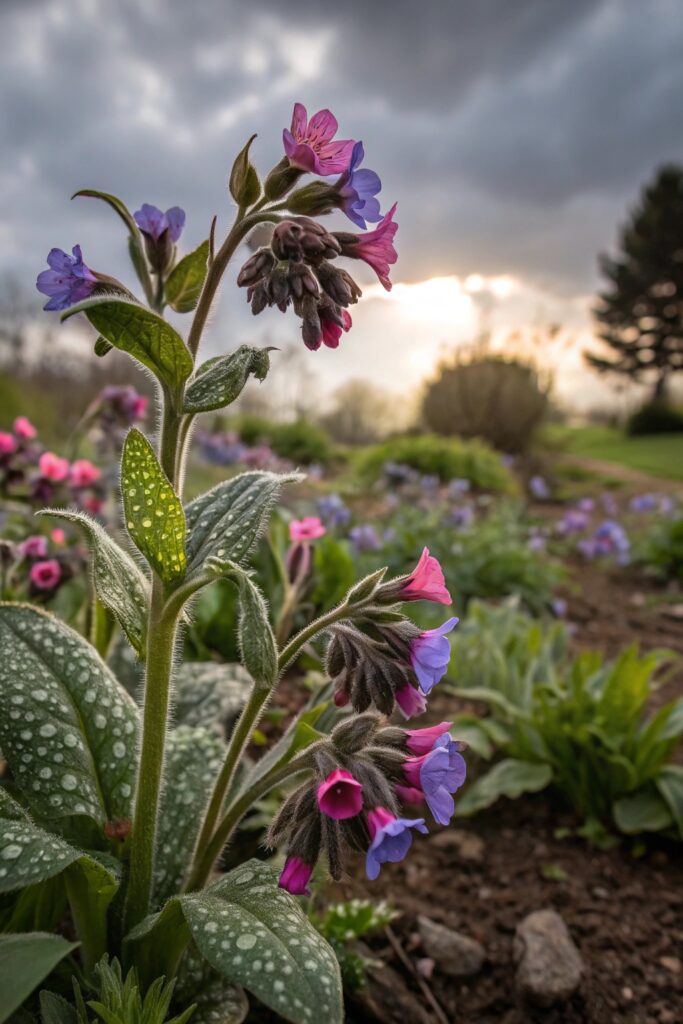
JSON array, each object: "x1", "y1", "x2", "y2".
[
  {"x1": 65, "y1": 867, "x2": 107, "y2": 976},
  {"x1": 277, "y1": 601, "x2": 351, "y2": 674}
]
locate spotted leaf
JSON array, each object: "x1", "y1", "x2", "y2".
[
  {"x1": 165, "y1": 240, "x2": 209, "y2": 314},
  {"x1": 184, "y1": 346, "x2": 271, "y2": 413},
  {"x1": 128, "y1": 860, "x2": 343, "y2": 1024},
  {"x1": 175, "y1": 947, "x2": 249, "y2": 1024},
  {"x1": 122, "y1": 429, "x2": 187, "y2": 585},
  {"x1": 0, "y1": 604, "x2": 139, "y2": 825},
  {"x1": 174, "y1": 663, "x2": 249, "y2": 738},
  {"x1": 153, "y1": 726, "x2": 226, "y2": 907},
  {"x1": 62, "y1": 298, "x2": 193, "y2": 395},
  {"x1": 185, "y1": 471, "x2": 301, "y2": 574},
  {"x1": 39, "y1": 510, "x2": 150, "y2": 657}
]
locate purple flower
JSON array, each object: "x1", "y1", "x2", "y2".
[
  {"x1": 449, "y1": 504, "x2": 474, "y2": 530},
  {"x1": 318, "y1": 493, "x2": 351, "y2": 528},
  {"x1": 283, "y1": 104, "x2": 355, "y2": 176},
  {"x1": 529, "y1": 475, "x2": 550, "y2": 500},
  {"x1": 337, "y1": 141, "x2": 382, "y2": 229},
  {"x1": 410, "y1": 617, "x2": 459, "y2": 694},
  {"x1": 395, "y1": 683, "x2": 427, "y2": 719},
  {"x1": 365, "y1": 807, "x2": 428, "y2": 880},
  {"x1": 404, "y1": 734, "x2": 467, "y2": 826},
  {"x1": 448, "y1": 478, "x2": 471, "y2": 499},
  {"x1": 134, "y1": 204, "x2": 185, "y2": 243},
  {"x1": 349, "y1": 524, "x2": 382, "y2": 553},
  {"x1": 629, "y1": 493, "x2": 658, "y2": 513},
  {"x1": 556, "y1": 509, "x2": 590, "y2": 535},
  {"x1": 36, "y1": 246, "x2": 97, "y2": 311},
  {"x1": 578, "y1": 520, "x2": 630, "y2": 565},
  {"x1": 19, "y1": 536, "x2": 48, "y2": 559}
]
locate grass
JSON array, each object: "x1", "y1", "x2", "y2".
[{"x1": 543, "y1": 425, "x2": 683, "y2": 481}]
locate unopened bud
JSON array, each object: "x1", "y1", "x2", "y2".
[
  {"x1": 317, "y1": 262, "x2": 362, "y2": 306},
  {"x1": 287, "y1": 261, "x2": 320, "y2": 301},
  {"x1": 237, "y1": 248, "x2": 276, "y2": 288},
  {"x1": 264, "y1": 157, "x2": 304, "y2": 201},
  {"x1": 229, "y1": 134, "x2": 261, "y2": 208},
  {"x1": 331, "y1": 713, "x2": 382, "y2": 754},
  {"x1": 346, "y1": 568, "x2": 387, "y2": 606},
  {"x1": 266, "y1": 263, "x2": 291, "y2": 310},
  {"x1": 286, "y1": 181, "x2": 341, "y2": 217},
  {"x1": 272, "y1": 219, "x2": 340, "y2": 262}
]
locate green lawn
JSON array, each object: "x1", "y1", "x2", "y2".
[{"x1": 545, "y1": 425, "x2": 683, "y2": 481}]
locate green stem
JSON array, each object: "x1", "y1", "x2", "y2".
[
  {"x1": 277, "y1": 601, "x2": 351, "y2": 674},
  {"x1": 65, "y1": 867, "x2": 107, "y2": 976},
  {"x1": 185, "y1": 749, "x2": 315, "y2": 893},
  {"x1": 188, "y1": 684, "x2": 270, "y2": 882}
]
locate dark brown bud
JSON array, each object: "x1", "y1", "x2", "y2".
[
  {"x1": 287, "y1": 261, "x2": 320, "y2": 301},
  {"x1": 331, "y1": 713, "x2": 382, "y2": 754},
  {"x1": 265, "y1": 263, "x2": 291, "y2": 310},
  {"x1": 272, "y1": 218, "x2": 341, "y2": 262},
  {"x1": 247, "y1": 281, "x2": 268, "y2": 315},
  {"x1": 299, "y1": 293, "x2": 322, "y2": 350},
  {"x1": 237, "y1": 248, "x2": 276, "y2": 288},
  {"x1": 317, "y1": 262, "x2": 362, "y2": 306}
]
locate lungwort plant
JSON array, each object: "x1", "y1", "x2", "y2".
[{"x1": 0, "y1": 106, "x2": 467, "y2": 1024}]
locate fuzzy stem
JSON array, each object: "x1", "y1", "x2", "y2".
[
  {"x1": 277, "y1": 601, "x2": 352, "y2": 674},
  {"x1": 65, "y1": 868, "x2": 107, "y2": 976}
]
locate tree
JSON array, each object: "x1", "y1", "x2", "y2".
[{"x1": 589, "y1": 165, "x2": 683, "y2": 402}]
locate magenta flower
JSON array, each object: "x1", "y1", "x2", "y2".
[
  {"x1": 395, "y1": 683, "x2": 427, "y2": 719},
  {"x1": 410, "y1": 617, "x2": 459, "y2": 694},
  {"x1": 70, "y1": 459, "x2": 101, "y2": 488},
  {"x1": 317, "y1": 768, "x2": 363, "y2": 820},
  {"x1": 403, "y1": 734, "x2": 466, "y2": 826},
  {"x1": 0, "y1": 432, "x2": 16, "y2": 455},
  {"x1": 338, "y1": 203, "x2": 398, "y2": 290},
  {"x1": 19, "y1": 536, "x2": 49, "y2": 559},
  {"x1": 338, "y1": 141, "x2": 382, "y2": 229},
  {"x1": 405, "y1": 721, "x2": 453, "y2": 756},
  {"x1": 289, "y1": 517, "x2": 326, "y2": 542},
  {"x1": 36, "y1": 246, "x2": 97, "y2": 311},
  {"x1": 278, "y1": 856, "x2": 313, "y2": 896},
  {"x1": 365, "y1": 806, "x2": 428, "y2": 880},
  {"x1": 283, "y1": 104, "x2": 354, "y2": 176},
  {"x1": 134, "y1": 204, "x2": 185, "y2": 243},
  {"x1": 39, "y1": 452, "x2": 70, "y2": 483},
  {"x1": 13, "y1": 417, "x2": 37, "y2": 440},
  {"x1": 82, "y1": 495, "x2": 104, "y2": 515},
  {"x1": 319, "y1": 309, "x2": 352, "y2": 351},
  {"x1": 51, "y1": 528, "x2": 66, "y2": 545},
  {"x1": 399, "y1": 548, "x2": 451, "y2": 605},
  {"x1": 30, "y1": 559, "x2": 61, "y2": 591},
  {"x1": 394, "y1": 784, "x2": 425, "y2": 806}
]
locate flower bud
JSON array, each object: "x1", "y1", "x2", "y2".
[
  {"x1": 272, "y1": 219, "x2": 340, "y2": 262},
  {"x1": 248, "y1": 281, "x2": 269, "y2": 315},
  {"x1": 286, "y1": 181, "x2": 341, "y2": 217},
  {"x1": 346, "y1": 568, "x2": 387, "y2": 606},
  {"x1": 232, "y1": 569, "x2": 278, "y2": 689},
  {"x1": 317, "y1": 261, "x2": 362, "y2": 306},
  {"x1": 330, "y1": 713, "x2": 382, "y2": 754},
  {"x1": 287, "y1": 261, "x2": 320, "y2": 301},
  {"x1": 300, "y1": 294, "x2": 322, "y2": 350},
  {"x1": 264, "y1": 157, "x2": 304, "y2": 201},
  {"x1": 237, "y1": 248, "x2": 276, "y2": 287},
  {"x1": 229, "y1": 134, "x2": 261, "y2": 208}
]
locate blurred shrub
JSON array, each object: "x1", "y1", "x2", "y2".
[
  {"x1": 447, "y1": 602, "x2": 683, "y2": 842},
  {"x1": 638, "y1": 516, "x2": 683, "y2": 581},
  {"x1": 318, "y1": 379, "x2": 398, "y2": 445},
  {"x1": 626, "y1": 401, "x2": 683, "y2": 435},
  {"x1": 354, "y1": 434, "x2": 512, "y2": 490},
  {"x1": 422, "y1": 354, "x2": 550, "y2": 453},
  {"x1": 235, "y1": 415, "x2": 335, "y2": 465}
]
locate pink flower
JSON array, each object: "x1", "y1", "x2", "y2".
[
  {"x1": 338, "y1": 203, "x2": 398, "y2": 290},
  {"x1": 0, "y1": 432, "x2": 16, "y2": 454},
  {"x1": 317, "y1": 768, "x2": 363, "y2": 820},
  {"x1": 395, "y1": 683, "x2": 427, "y2": 719},
  {"x1": 289, "y1": 517, "x2": 326, "y2": 542},
  {"x1": 19, "y1": 535, "x2": 49, "y2": 559},
  {"x1": 278, "y1": 856, "x2": 313, "y2": 896},
  {"x1": 82, "y1": 496, "x2": 104, "y2": 515},
  {"x1": 395, "y1": 784, "x2": 425, "y2": 806},
  {"x1": 399, "y1": 548, "x2": 452, "y2": 605},
  {"x1": 283, "y1": 103, "x2": 355, "y2": 175},
  {"x1": 30, "y1": 559, "x2": 61, "y2": 591},
  {"x1": 51, "y1": 528, "x2": 66, "y2": 545},
  {"x1": 70, "y1": 459, "x2": 101, "y2": 488},
  {"x1": 405, "y1": 722, "x2": 453, "y2": 756},
  {"x1": 321, "y1": 309, "x2": 352, "y2": 350},
  {"x1": 39, "y1": 451, "x2": 70, "y2": 482},
  {"x1": 13, "y1": 417, "x2": 37, "y2": 440}
]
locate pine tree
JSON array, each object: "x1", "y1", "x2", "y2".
[{"x1": 589, "y1": 165, "x2": 683, "y2": 402}]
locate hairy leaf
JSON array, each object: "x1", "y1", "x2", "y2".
[
  {"x1": 0, "y1": 816, "x2": 115, "y2": 895},
  {"x1": 154, "y1": 726, "x2": 225, "y2": 907},
  {"x1": 457, "y1": 759, "x2": 552, "y2": 816},
  {"x1": 72, "y1": 189, "x2": 138, "y2": 237},
  {"x1": 185, "y1": 471, "x2": 301, "y2": 574},
  {"x1": 122, "y1": 429, "x2": 187, "y2": 585},
  {"x1": 129, "y1": 861, "x2": 343, "y2": 1024},
  {"x1": 174, "y1": 663, "x2": 249, "y2": 737},
  {"x1": 656, "y1": 764, "x2": 683, "y2": 837},
  {"x1": 165, "y1": 240, "x2": 209, "y2": 313},
  {"x1": 62, "y1": 298, "x2": 193, "y2": 394},
  {"x1": 39, "y1": 990, "x2": 78, "y2": 1024},
  {"x1": 184, "y1": 346, "x2": 270, "y2": 414},
  {"x1": 40, "y1": 510, "x2": 149, "y2": 657},
  {"x1": 229, "y1": 135, "x2": 260, "y2": 207},
  {"x1": 175, "y1": 947, "x2": 248, "y2": 1024},
  {"x1": 0, "y1": 933, "x2": 79, "y2": 1024},
  {"x1": 613, "y1": 787, "x2": 673, "y2": 834},
  {"x1": 0, "y1": 605, "x2": 139, "y2": 825}
]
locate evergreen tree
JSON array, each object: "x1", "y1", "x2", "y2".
[{"x1": 589, "y1": 165, "x2": 683, "y2": 401}]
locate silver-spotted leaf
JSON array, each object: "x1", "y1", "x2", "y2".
[
  {"x1": 185, "y1": 471, "x2": 301, "y2": 573},
  {"x1": 0, "y1": 604, "x2": 139, "y2": 825},
  {"x1": 62, "y1": 298, "x2": 193, "y2": 393},
  {"x1": 122, "y1": 429, "x2": 187, "y2": 585},
  {"x1": 175, "y1": 947, "x2": 249, "y2": 1024},
  {"x1": 184, "y1": 346, "x2": 270, "y2": 414},
  {"x1": 165, "y1": 240, "x2": 209, "y2": 314},
  {"x1": 174, "y1": 663, "x2": 249, "y2": 737},
  {"x1": 40, "y1": 510, "x2": 149, "y2": 657},
  {"x1": 153, "y1": 725, "x2": 226, "y2": 907}
]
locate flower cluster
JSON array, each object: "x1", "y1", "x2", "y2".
[
  {"x1": 237, "y1": 104, "x2": 398, "y2": 351},
  {"x1": 270, "y1": 714, "x2": 466, "y2": 893}
]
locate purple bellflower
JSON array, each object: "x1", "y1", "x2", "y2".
[
  {"x1": 410, "y1": 617, "x2": 459, "y2": 694},
  {"x1": 36, "y1": 246, "x2": 97, "y2": 311},
  {"x1": 403, "y1": 734, "x2": 467, "y2": 826},
  {"x1": 365, "y1": 807, "x2": 428, "y2": 880},
  {"x1": 134, "y1": 204, "x2": 185, "y2": 243},
  {"x1": 337, "y1": 141, "x2": 382, "y2": 229}
]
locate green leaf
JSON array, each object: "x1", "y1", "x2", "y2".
[
  {"x1": 129, "y1": 861, "x2": 343, "y2": 1024},
  {"x1": 0, "y1": 815, "x2": 117, "y2": 896},
  {"x1": 154, "y1": 726, "x2": 226, "y2": 907},
  {"x1": 656, "y1": 765, "x2": 683, "y2": 837},
  {"x1": 229, "y1": 135, "x2": 260, "y2": 207},
  {"x1": 0, "y1": 933, "x2": 79, "y2": 1023},
  {"x1": 175, "y1": 947, "x2": 248, "y2": 1024},
  {"x1": 165, "y1": 240, "x2": 209, "y2": 314},
  {"x1": 40, "y1": 510, "x2": 150, "y2": 658},
  {"x1": 72, "y1": 189, "x2": 139, "y2": 237},
  {"x1": 174, "y1": 663, "x2": 249, "y2": 738},
  {"x1": 94, "y1": 336, "x2": 113, "y2": 358},
  {"x1": 0, "y1": 604, "x2": 139, "y2": 825},
  {"x1": 449, "y1": 715, "x2": 494, "y2": 759},
  {"x1": 241, "y1": 704, "x2": 326, "y2": 793},
  {"x1": 39, "y1": 990, "x2": 78, "y2": 1024},
  {"x1": 62, "y1": 298, "x2": 193, "y2": 395},
  {"x1": 184, "y1": 346, "x2": 271, "y2": 414},
  {"x1": 449, "y1": 686, "x2": 525, "y2": 719},
  {"x1": 185, "y1": 471, "x2": 301, "y2": 574},
  {"x1": 458, "y1": 759, "x2": 552, "y2": 816},
  {"x1": 122, "y1": 429, "x2": 187, "y2": 585},
  {"x1": 613, "y1": 787, "x2": 673, "y2": 834},
  {"x1": 0, "y1": 788, "x2": 28, "y2": 821},
  {"x1": 226, "y1": 567, "x2": 277, "y2": 690}
]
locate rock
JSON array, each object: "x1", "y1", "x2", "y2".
[
  {"x1": 417, "y1": 915, "x2": 486, "y2": 977},
  {"x1": 429, "y1": 828, "x2": 485, "y2": 862},
  {"x1": 514, "y1": 909, "x2": 583, "y2": 1007}
]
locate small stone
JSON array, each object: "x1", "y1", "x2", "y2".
[
  {"x1": 622, "y1": 986, "x2": 634, "y2": 1001},
  {"x1": 418, "y1": 915, "x2": 485, "y2": 978},
  {"x1": 514, "y1": 909, "x2": 583, "y2": 1007},
  {"x1": 429, "y1": 828, "x2": 485, "y2": 862},
  {"x1": 660, "y1": 955, "x2": 681, "y2": 974}
]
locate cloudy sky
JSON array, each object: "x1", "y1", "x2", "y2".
[{"x1": 2, "y1": 0, "x2": 683, "y2": 411}]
